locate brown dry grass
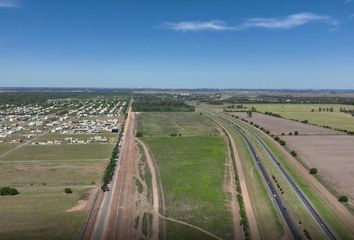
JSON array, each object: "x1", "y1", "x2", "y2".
[
  {"x1": 283, "y1": 135, "x2": 354, "y2": 202},
  {"x1": 229, "y1": 112, "x2": 340, "y2": 135}
]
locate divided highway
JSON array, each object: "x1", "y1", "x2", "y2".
[
  {"x1": 240, "y1": 121, "x2": 338, "y2": 240},
  {"x1": 222, "y1": 115, "x2": 337, "y2": 240},
  {"x1": 227, "y1": 120, "x2": 301, "y2": 240}
]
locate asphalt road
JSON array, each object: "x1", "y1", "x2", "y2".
[
  {"x1": 227, "y1": 120, "x2": 302, "y2": 240},
  {"x1": 241, "y1": 122, "x2": 338, "y2": 240}
]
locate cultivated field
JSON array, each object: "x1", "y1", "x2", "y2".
[
  {"x1": 243, "y1": 104, "x2": 354, "y2": 132},
  {"x1": 283, "y1": 135, "x2": 354, "y2": 202},
  {"x1": 228, "y1": 112, "x2": 340, "y2": 135}
]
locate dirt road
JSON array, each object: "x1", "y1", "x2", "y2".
[
  {"x1": 136, "y1": 138, "x2": 160, "y2": 240},
  {"x1": 211, "y1": 117, "x2": 261, "y2": 240}
]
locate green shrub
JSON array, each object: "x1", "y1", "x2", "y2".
[
  {"x1": 309, "y1": 168, "x2": 317, "y2": 175},
  {"x1": 64, "y1": 188, "x2": 73, "y2": 194},
  {"x1": 0, "y1": 187, "x2": 19, "y2": 196},
  {"x1": 136, "y1": 132, "x2": 143, "y2": 137},
  {"x1": 338, "y1": 195, "x2": 348, "y2": 202}
]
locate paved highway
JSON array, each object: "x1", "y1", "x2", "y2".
[
  {"x1": 227, "y1": 120, "x2": 302, "y2": 240},
  {"x1": 239, "y1": 121, "x2": 338, "y2": 240}
]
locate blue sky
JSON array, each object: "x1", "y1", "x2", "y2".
[{"x1": 0, "y1": 0, "x2": 353, "y2": 89}]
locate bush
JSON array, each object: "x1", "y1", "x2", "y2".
[
  {"x1": 136, "y1": 132, "x2": 143, "y2": 137},
  {"x1": 309, "y1": 168, "x2": 317, "y2": 175},
  {"x1": 338, "y1": 195, "x2": 348, "y2": 202},
  {"x1": 64, "y1": 188, "x2": 73, "y2": 194},
  {"x1": 294, "y1": 131, "x2": 299, "y2": 135},
  {"x1": 291, "y1": 151, "x2": 297, "y2": 157},
  {"x1": 0, "y1": 187, "x2": 19, "y2": 196},
  {"x1": 274, "y1": 136, "x2": 280, "y2": 141},
  {"x1": 279, "y1": 140, "x2": 286, "y2": 146},
  {"x1": 170, "y1": 133, "x2": 178, "y2": 137}
]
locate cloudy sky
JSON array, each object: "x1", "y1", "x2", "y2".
[{"x1": 0, "y1": 0, "x2": 353, "y2": 89}]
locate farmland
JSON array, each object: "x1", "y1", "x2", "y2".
[
  {"x1": 241, "y1": 104, "x2": 354, "y2": 132},
  {"x1": 228, "y1": 112, "x2": 340, "y2": 135},
  {"x1": 283, "y1": 135, "x2": 354, "y2": 202}
]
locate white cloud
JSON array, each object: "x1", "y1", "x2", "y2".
[
  {"x1": 163, "y1": 20, "x2": 234, "y2": 32},
  {"x1": 239, "y1": 13, "x2": 338, "y2": 30},
  {"x1": 163, "y1": 12, "x2": 338, "y2": 32},
  {"x1": 0, "y1": 0, "x2": 19, "y2": 8}
]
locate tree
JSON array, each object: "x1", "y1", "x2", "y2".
[
  {"x1": 294, "y1": 131, "x2": 299, "y2": 136},
  {"x1": 136, "y1": 132, "x2": 143, "y2": 137},
  {"x1": 309, "y1": 168, "x2": 317, "y2": 175},
  {"x1": 64, "y1": 188, "x2": 73, "y2": 194},
  {"x1": 247, "y1": 110, "x2": 252, "y2": 118},
  {"x1": 338, "y1": 195, "x2": 348, "y2": 203},
  {"x1": 0, "y1": 187, "x2": 19, "y2": 196}
]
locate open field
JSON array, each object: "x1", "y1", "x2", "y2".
[
  {"x1": 0, "y1": 143, "x2": 16, "y2": 155},
  {"x1": 242, "y1": 104, "x2": 354, "y2": 132},
  {"x1": 0, "y1": 161, "x2": 106, "y2": 187},
  {"x1": 228, "y1": 112, "x2": 340, "y2": 135},
  {"x1": 1, "y1": 144, "x2": 113, "y2": 161},
  {"x1": 143, "y1": 136, "x2": 234, "y2": 240},
  {"x1": 0, "y1": 188, "x2": 88, "y2": 240},
  {"x1": 136, "y1": 112, "x2": 219, "y2": 136},
  {"x1": 283, "y1": 135, "x2": 354, "y2": 202}
]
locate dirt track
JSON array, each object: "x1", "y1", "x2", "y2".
[
  {"x1": 213, "y1": 119, "x2": 261, "y2": 240},
  {"x1": 136, "y1": 138, "x2": 160, "y2": 240},
  {"x1": 218, "y1": 127, "x2": 243, "y2": 240}
]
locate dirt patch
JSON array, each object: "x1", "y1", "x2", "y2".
[
  {"x1": 66, "y1": 200, "x2": 88, "y2": 212},
  {"x1": 283, "y1": 135, "x2": 354, "y2": 202},
  {"x1": 228, "y1": 112, "x2": 341, "y2": 136}
]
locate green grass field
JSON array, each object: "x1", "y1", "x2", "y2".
[
  {"x1": 0, "y1": 124, "x2": 120, "y2": 239},
  {"x1": 243, "y1": 104, "x2": 354, "y2": 131},
  {"x1": 165, "y1": 221, "x2": 216, "y2": 240},
  {"x1": 0, "y1": 143, "x2": 15, "y2": 155},
  {"x1": 0, "y1": 188, "x2": 86, "y2": 240},
  {"x1": 136, "y1": 112, "x2": 219, "y2": 136},
  {"x1": 0, "y1": 161, "x2": 106, "y2": 187},
  {"x1": 2, "y1": 144, "x2": 113, "y2": 161},
  {"x1": 143, "y1": 136, "x2": 233, "y2": 240}
]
